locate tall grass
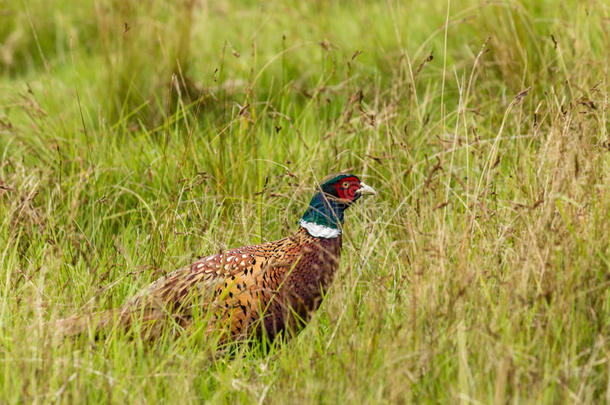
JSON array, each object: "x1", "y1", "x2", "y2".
[{"x1": 0, "y1": 0, "x2": 608, "y2": 403}]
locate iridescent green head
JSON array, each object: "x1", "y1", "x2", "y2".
[{"x1": 300, "y1": 174, "x2": 376, "y2": 235}]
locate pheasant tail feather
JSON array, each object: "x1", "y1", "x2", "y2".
[{"x1": 54, "y1": 310, "x2": 117, "y2": 338}]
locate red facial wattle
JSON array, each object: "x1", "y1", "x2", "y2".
[{"x1": 334, "y1": 177, "x2": 360, "y2": 201}]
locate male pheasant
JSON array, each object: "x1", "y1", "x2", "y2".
[{"x1": 56, "y1": 174, "x2": 376, "y2": 342}]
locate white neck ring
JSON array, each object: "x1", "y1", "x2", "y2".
[{"x1": 299, "y1": 219, "x2": 341, "y2": 238}]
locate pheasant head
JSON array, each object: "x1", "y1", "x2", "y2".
[{"x1": 299, "y1": 174, "x2": 376, "y2": 238}]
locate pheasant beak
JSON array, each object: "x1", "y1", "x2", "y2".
[{"x1": 356, "y1": 182, "x2": 376, "y2": 196}]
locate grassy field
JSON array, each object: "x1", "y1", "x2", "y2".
[{"x1": 1, "y1": 0, "x2": 609, "y2": 403}]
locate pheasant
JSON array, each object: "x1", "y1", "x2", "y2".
[{"x1": 56, "y1": 174, "x2": 376, "y2": 342}]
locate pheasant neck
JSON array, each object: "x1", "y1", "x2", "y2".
[{"x1": 299, "y1": 192, "x2": 348, "y2": 238}]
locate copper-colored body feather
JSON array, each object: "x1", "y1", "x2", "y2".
[{"x1": 57, "y1": 227, "x2": 342, "y2": 341}]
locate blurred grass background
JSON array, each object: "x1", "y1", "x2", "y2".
[{"x1": 0, "y1": 0, "x2": 609, "y2": 403}]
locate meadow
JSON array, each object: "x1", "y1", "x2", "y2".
[{"x1": 0, "y1": 0, "x2": 609, "y2": 403}]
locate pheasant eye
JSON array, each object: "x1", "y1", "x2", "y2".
[{"x1": 342, "y1": 181, "x2": 350, "y2": 189}]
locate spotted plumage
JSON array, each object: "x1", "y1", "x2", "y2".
[{"x1": 55, "y1": 174, "x2": 376, "y2": 342}]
